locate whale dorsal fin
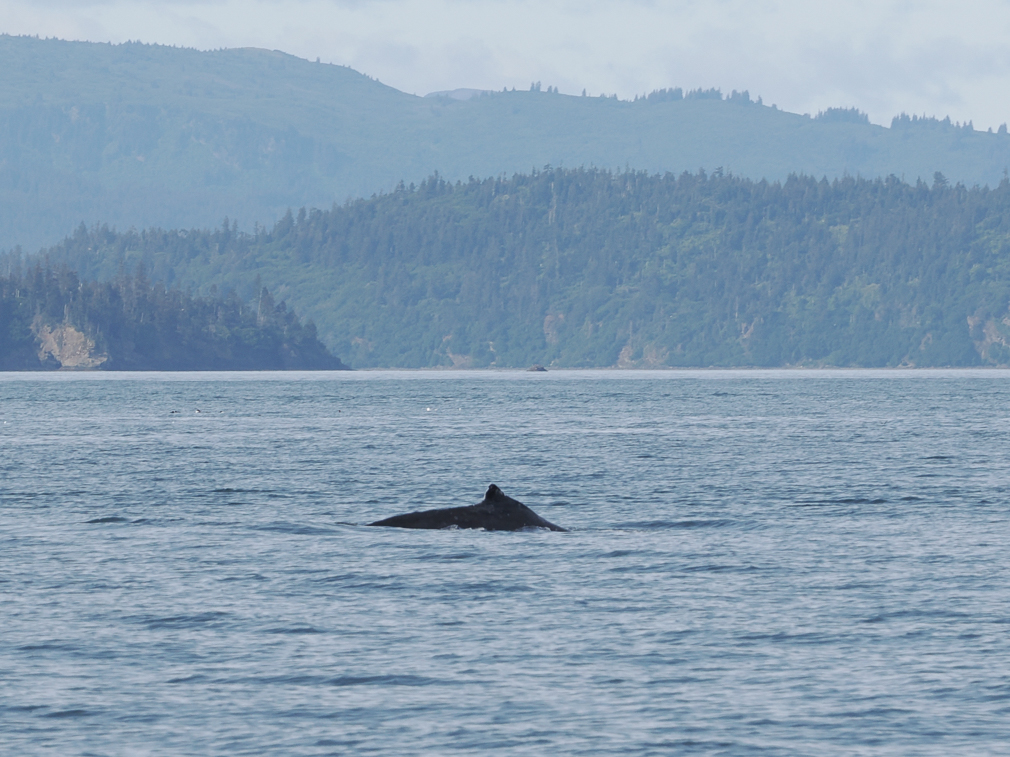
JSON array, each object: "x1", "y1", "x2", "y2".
[{"x1": 485, "y1": 484, "x2": 503, "y2": 499}]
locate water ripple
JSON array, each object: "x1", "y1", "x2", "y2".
[{"x1": 4, "y1": 370, "x2": 1010, "y2": 755}]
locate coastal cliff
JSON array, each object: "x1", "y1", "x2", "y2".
[{"x1": 1, "y1": 266, "x2": 348, "y2": 370}]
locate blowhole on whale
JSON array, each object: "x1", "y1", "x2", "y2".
[{"x1": 369, "y1": 484, "x2": 568, "y2": 532}]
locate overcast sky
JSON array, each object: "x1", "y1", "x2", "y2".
[{"x1": 3, "y1": 0, "x2": 1010, "y2": 129}]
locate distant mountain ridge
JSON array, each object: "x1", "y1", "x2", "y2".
[{"x1": 3, "y1": 34, "x2": 1010, "y2": 253}]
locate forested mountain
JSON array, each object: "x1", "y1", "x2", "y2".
[
  {"x1": 33, "y1": 168, "x2": 1010, "y2": 368},
  {"x1": 4, "y1": 35, "x2": 1010, "y2": 252},
  {"x1": 0, "y1": 264, "x2": 346, "y2": 370}
]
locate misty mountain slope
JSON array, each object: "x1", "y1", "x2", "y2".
[
  {"x1": 3, "y1": 35, "x2": 1010, "y2": 253},
  {"x1": 32, "y1": 169, "x2": 1010, "y2": 369}
]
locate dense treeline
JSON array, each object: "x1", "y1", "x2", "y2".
[
  {"x1": 30, "y1": 168, "x2": 1010, "y2": 367},
  {"x1": 0, "y1": 263, "x2": 346, "y2": 370}
]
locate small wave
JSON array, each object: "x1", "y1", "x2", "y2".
[
  {"x1": 17, "y1": 642, "x2": 67, "y2": 651},
  {"x1": 3, "y1": 704, "x2": 46, "y2": 713},
  {"x1": 85, "y1": 516, "x2": 128, "y2": 524},
  {"x1": 40, "y1": 709, "x2": 92, "y2": 719},
  {"x1": 193, "y1": 520, "x2": 242, "y2": 528},
  {"x1": 253, "y1": 522, "x2": 337, "y2": 535},
  {"x1": 682, "y1": 563, "x2": 758, "y2": 574},
  {"x1": 835, "y1": 581, "x2": 879, "y2": 590},
  {"x1": 236, "y1": 673, "x2": 439, "y2": 688},
  {"x1": 791, "y1": 497, "x2": 887, "y2": 507},
  {"x1": 264, "y1": 626, "x2": 323, "y2": 635},
  {"x1": 614, "y1": 519, "x2": 734, "y2": 530},
  {"x1": 327, "y1": 675, "x2": 437, "y2": 687},
  {"x1": 604, "y1": 549, "x2": 637, "y2": 558},
  {"x1": 142, "y1": 611, "x2": 230, "y2": 629},
  {"x1": 457, "y1": 581, "x2": 535, "y2": 595},
  {"x1": 311, "y1": 573, "x2": 388, "y2": 589},
  {"x1": 979, "y1": 683, "x2": 1010, "y2": 702},
  {"x1": 166, "y1": 674, "x2": 208, "y2": 684},
  {"x1": 825, "y1": 706, "x2": 914, "y2": 718},
  {"x1": 862, "y1": 607, "x2": 971, "y2": 624},
  {"x1": 221, "y1": 573, "x2": 268, "y2": 582},
  {"x1": 737, "y1": 630, "x2": 829, "y2": 644}
]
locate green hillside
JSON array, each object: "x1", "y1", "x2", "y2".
[
  {"x1": 0, "y1": 263, "x2": 346, "y2": 370},
  {"x1": 3, "y1": 35, "x2": 1010, "y2": 253},
  {"x1": 34, "y1": 168, "x2": 1010, "y2": 368}
]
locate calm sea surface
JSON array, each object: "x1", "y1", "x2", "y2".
[{"x1": 3, "y1": 370, "x2": 1010, "y2": 755}]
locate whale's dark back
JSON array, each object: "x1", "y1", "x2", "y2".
[{"x1": 368, "y1": 484, "x2": 567, "y2": 532}]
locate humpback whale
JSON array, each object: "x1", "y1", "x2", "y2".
[{"x1": 369, "y1": 484, "x2": 567, "y2": 532}]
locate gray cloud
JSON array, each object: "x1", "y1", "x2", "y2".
[{"x1": 2, "y1": 0, "x2": 1009, "y2": 127}]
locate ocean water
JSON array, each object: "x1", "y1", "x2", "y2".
[{"x1": 3, "y1": 369, "x2": 1010, "y2": 756}]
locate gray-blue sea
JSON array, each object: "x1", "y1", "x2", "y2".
[{"x1": 3, "y1": 369, "x2": 1010, "y2": 756}]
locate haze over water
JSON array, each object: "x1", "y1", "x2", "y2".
[{"x1": 3, "y1": 370, "x2": 1009, "y2": 755}]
